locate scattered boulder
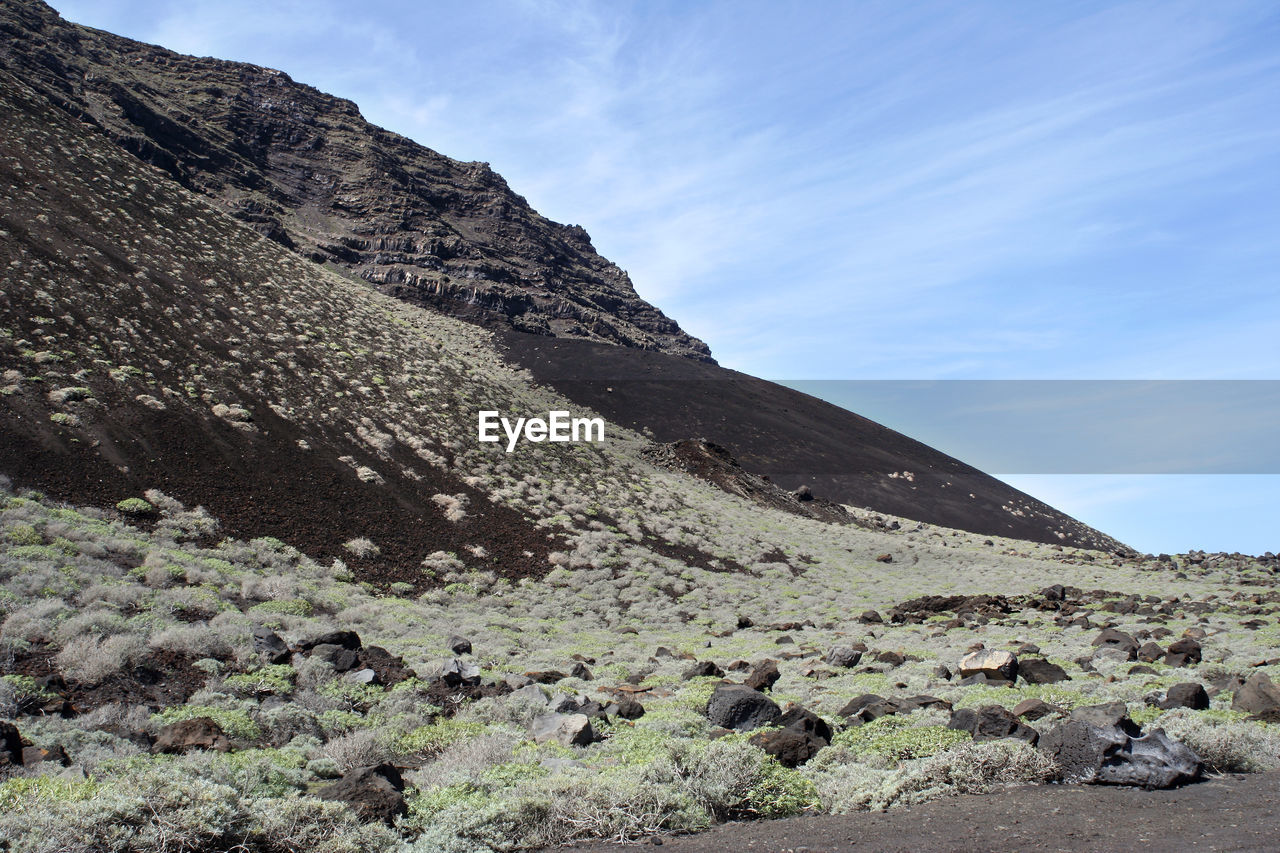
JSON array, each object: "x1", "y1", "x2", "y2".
[
  {"x1": 1040, "y1": 721, "x2": 1203, "y2": 788},
  {"x1": 683, "y1": 661, "x2": 725, "y2": 679},
  {"x1": 357, "y1": 645, "x2": 414, "y2": 687},
  {"x1": 1232, "y1": 672, "x2": 1280, "y2": 721},
  {"x1": 510, "y1": 683, "x2": 548, "y2": 705},
  {"x1": 348, "y1": 668, "x2": 378, "y2": 685},
  {"x1": 705, "y1": 683, "x2": 781, "y2": 731},
  {"x1": 577, "y1": 700, "x2": 607, "y2": 720},
  {"x1": 438, "y1": 659, "x2": 481, "y2": 687},
  {"x1": 947, "y1": 705, "x2": 1038, "y2": 745},
  {"x1": 530, "y1": 712, "x2": 596, "y2": 748},
  {"x1": 777, "y1": 706, "x2": 835, "y2": 744},
  {"x1": 21, "y1": 744, "x2": 69, "y2": 767},
  {"x1": 318, "y1": 764, "x2": 406, "y2": 823},
  {"x1": 1165, "y1": 637, "x2": 1202, "y2": 668},
  {"x1": 605, "y1": 696, "x2": 646, "y2": 720},
  {"x1": 1041, "y1": 584, "x2": 1066, "y2": 602},
  {"x1": 1013, "y1": 698, "x2": 1060, "y2": 721},
  {"x1": 749, "y1": 705, "x2": 833, "y2": 768},
  {"x1": 958, "y1": 649, "x2": 1018, "y2": 683},
  {"x1": 825, "y1": 647, "x2": 863, "y2": 668},
  {"x1": 1137, "y1": 641, "x2": 1164, "y2": 663},
  {"x1": 1160, "y1": 683, "x2": 1210, "y2": 711},
  {"x1": 0, "y1": 722, "x2": 23, "y2": 769},
  {"x1": 838, "y1": 694, "x2": 948, "y2": 725},
  {"x1": 838, "y1": 694, "x2": 893, "y2": 723},
  {"x1": 252, "y1": 626, "x2": 291, "y2": 664},
  {"x1": 1070, "y1": 701, "x2": 1140, "y2": 737},
  {"x1": 1092, "y1": 629, "x2": 1138, "y2": 661},
  {"x1": 301, "y1": 630, "x2": 361, "y2": 651},
  {"x1": 446, "y1": 635, "x2": 472, "y2": 655},
  {"x1": 874, "y1": 650, "x2": 905, "y2": 667},
  {"x1": 548, "y1": 693, "x2": 581, "y2": 714},
  {"x1": 1018, "y1": 658, "x2": 1069, "y2": 685},
  {"x1": 744, "y1": 660, "x2": 781, "y2": 692},
  {"x1": 749, "y1": 727, "x2": 824, "y2": 768},
  {"x1": 860, "y1": 610, "x2": 884, "y2": 624},
  {"x1": 152, "y1": 718, "x2": 232, "y2": 754},
  {"x1": 311, "y1": 643, "x2": 360, "y2": 672}
]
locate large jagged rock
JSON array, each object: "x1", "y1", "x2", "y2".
[
  {"x1": 0, "y1": 721, "x2": 23, "y2": 769},
  {"x1": 776, "y1": 706, "x2": 834, "y2": 744},
  {"x1": 529, "y1": 713, "x2": 596, "y2": 748},
  {"x1": 152, "y1": 718, "x2": 232, "y2": 754},
  {"x1": 252, "y1": 626, "x2": 291, "y2": 664},
  {"x1": 958, "y1": 650, "x2": 1018, "y2": 682},
  {"x1": 744, "y1": 660, "x2": 781, "y2": 692},
  {"x1": 825, "y1": 646, "x2": 863, "y2": 668},
  {"x1": 1092, "y1": 629, "x2": 1139, "y2": 661},
  {"x1": 1040, "y1": 721, "x2": 1202, "y2": 789},
  {"x1": 947, "y1": 705, "x2": 1038, "y2": 745},
  {"x1": 749, "y1": 705, "x2": 833, "y2": 768},
  {"x1": 318, "y1": 764, "x2": 406, "y2": 823},
  {"x1": 1232, "y1": 672, "x2": 1280, "y2": 721},
  {"x1": 437, "y1": 658, "x2": 482, "y2": 688},
  {"x1": 1160, "y1": 683, "x2": 1210, "y2": 711},
  {"x1": 705, "y1": 683, "x2": 781, "y2": 731},
  {"x1": 1018, "y1": 658, "x2": 1070, "y2": 685}
]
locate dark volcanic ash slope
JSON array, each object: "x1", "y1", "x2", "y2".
[
  {"x1": 0, "y1": 66, "x2": 560, "y2": 589},
  {"x1": 0, "y1": 0, "x2": 712, "y2": 361},
  {"x1": 499, "y1": 332, "x2": 1128, "y2": 552},
  {"x1": 0, "y1": 0, "x2": 1125, "y2": 552}
]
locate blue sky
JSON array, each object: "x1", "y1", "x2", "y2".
[{"x1": 49, "y1": 1, "x2": 1280, "y2": 554}]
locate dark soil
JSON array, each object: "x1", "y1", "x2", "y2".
[
  {"x1": 497, "y1": 331, "x2": 1127, "y2": 553},
  {"x1": 0, "y1": 385, "x2": 558, "y2": 592},
  {"x1": 6, "y1": 644, "x2": 209, "y2": 714},
  {"x1": 556, "y1": 772, "x2": 1280, "y2": 852},
  {"x1": 645, "y1": 439, "x2": 857, "y2": 527},
  {"x1": 0, "y1": 64, "x2": 560, "y2": 593}
]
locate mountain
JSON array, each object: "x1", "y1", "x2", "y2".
[
  {"x1": 0, "y1": 0, "x2": 713, "y2": 361},
  {"x1": 0, "y1": 0, "x2": 1122, "y2": 557}
]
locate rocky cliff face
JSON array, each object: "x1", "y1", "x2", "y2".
[{"x1": 0, "y1": 0, "x2": 713, "y2": 360}]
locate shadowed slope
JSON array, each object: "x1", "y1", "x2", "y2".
[{"x1": 499, "y1": 332, "x2": 1127, "y2": 552}]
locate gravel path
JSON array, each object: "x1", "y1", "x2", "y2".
[{"x1": 557, "y1": 772, "x2": 1280, "y2": 852}]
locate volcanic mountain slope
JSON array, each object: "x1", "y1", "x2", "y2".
[
  {"x1": 0, "y1": 0, "x2": 712, "y2": 361},
  {"x1": 0, "y1": 0, "x2": 1124, "y2": 551},
  {"x1": 4, "y1": 23, "x2": 1280, "y2": 853},
  {"x1": 0, "y1": 57, "x2": 896, "y2": 594},
  {"x1": 500, "y1": 332, "x2": 1127, "y2": 552}
]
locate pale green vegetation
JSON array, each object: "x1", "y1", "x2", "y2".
[{"x1": 1, "y1": 484, "x2": 1277, "y2": 851}]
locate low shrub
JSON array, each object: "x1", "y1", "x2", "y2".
[{"x1": 1156, "y1": 708, "x2": 1280, "y2": 773}]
